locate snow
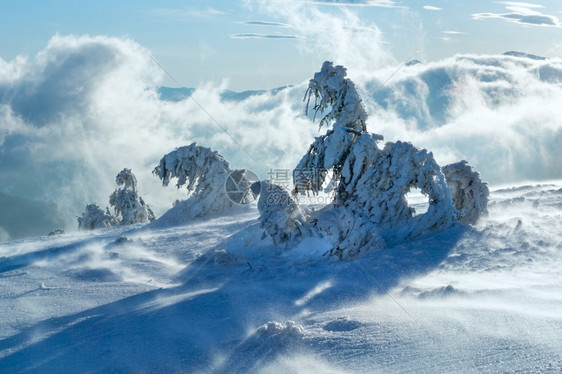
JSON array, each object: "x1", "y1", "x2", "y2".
[{"x1": 0, "y1": 181, "x2": 561, "y2": 372}]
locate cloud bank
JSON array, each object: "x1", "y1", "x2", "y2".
[
  {"x1": 0, "y1": 34, "x2": 319, "y2": 238},
  {"x1": 365, "y1": 53, "x2": 562, "y2": 183},
  {"x1": 1, "y1": 31, "x2": 561, "y2": 239}
]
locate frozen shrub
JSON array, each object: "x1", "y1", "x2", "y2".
[
  {"x1": 77, "y1": 204, "x2": 117, "y2": 230},
  {"x1": 349, "y1": 141, "x2": 457, "y2": 244},
  {"x1": 153, "y1": 143, "x2": 255, "y2": 226},
  {"x1": 109, "y1": 168, "x2": 155, "y2": 225},
  {"x1": 78, "y1": 168, "x2": 154, "y2": 230},
  {"x1": 303, "y1": 61, "x2": 367, "y2": 133},
  {"x1": 153, "y1": 143, "x2": 234, "y2": 219},
  {"x1": 252, "y1": 181, "x2": 311, "y2": 247},
  {"x1": 443, "y1": 160, "x2": 489, "y2": 224}
]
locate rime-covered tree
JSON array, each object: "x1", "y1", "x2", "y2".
[
  {"x1": 293, "y1": 61, "x2": 461, "y2": 258},
  {"x1": 347, "y1": 141, "x2": 457, "y2": 244},
  {"x1": 294, "y1": 61, "x2": 383, "y2": 205},
  {"x1": 152, "y1": 143, "x2": 252, "y2": 226},
  {"x1": 109, "y1": 168, "x2": 155, "y2": 225},
  {"x1": 442, "y1": 160, "x2": 489, "y2": 224},
  {"x1": 77, "y1": 204, "x2": 117, "y2": 230}
]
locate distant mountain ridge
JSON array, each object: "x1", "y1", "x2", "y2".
[
  {"x1": 157, "y1": 85, "x2": 291, "y2": 102},
  {"x1": 503, "y1": 51, "x2": 546, "y2": 60}
]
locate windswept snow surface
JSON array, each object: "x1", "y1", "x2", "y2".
[{"x1": 0, "y1": 182, "x2": 561, "y2": 373}]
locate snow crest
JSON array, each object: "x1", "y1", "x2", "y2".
[{"x1": 255, "y1": 321, "x2": 306, "y2": 338}]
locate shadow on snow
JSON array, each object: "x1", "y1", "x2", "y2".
[{"x1": 0, "y1": 220, "x2": 467, "y2": 373}]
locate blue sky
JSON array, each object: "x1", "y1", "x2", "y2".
[{"x1": 1, "y1": 0, "x2": 561, "y2": 90}]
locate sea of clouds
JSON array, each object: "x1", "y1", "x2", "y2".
[{"x1": 0, "y1": 2, "x2": 561, "y2": 239}]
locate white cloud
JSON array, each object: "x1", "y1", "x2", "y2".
[
  {"x1": 473, "y1": 2, "x2": 561, "y2": 27},
  {"x1": 238, "y1": 21, "x2": 291, "y2": 27},
  {"x1": 367, "y1": 54, "x2": 562, "y2": 183},
  {"x1": 499, "y1": 2, "x2": 543, "y2": 9},
  {"x1": 442, "y1": 30, "x2": 467, "y2": 35},
  {"x1": 149, "y1": 7, "x2": 227, "y2": 20},
  {"x1": 230, "y1": 33, "x2": 303, "y2": 39},
  {"x1": 305, "y1": 0, "x2": 403, "y2": 8},
  {"x1": 0, "y1": 35, "x2": 320, "y2": 231},
  {"x1": 246, "y1": 0, "x2": 395, "y2": 77},
  {"x1": 423, "y1": 6, "x2": 442, "y2": 11}
]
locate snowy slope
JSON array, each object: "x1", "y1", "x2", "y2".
[{"x1": 0, "y1": 181, "x2": 561, "y2": 373}]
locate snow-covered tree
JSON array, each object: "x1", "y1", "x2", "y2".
[
  {"x1": 348, "y1": 141, "x2": 457, "y2": 244},
  {"x1": 152, "y1": 143, "x2": 252, "y2": 225},
  {"x1": 304, "y1": 61, "x2": 367, "y2": 133},
  {"x1": 295, "y1": 61, "x2": 384, "y2": 205},
  {"x1": 251, "y1": 181, "x2": 311, "y2": 247},
  {"x1": 109, "y1": 168, "x2": 155, "y2": 225},
  {"x1": 442, "y1": 160, "x2": 489, "y2": 224},
  {"x1": 153, "y1": 143, "x2": 231, "y2": 195},
  {"x1": 292, "y1": 61, "x2": 461, "y2": 257},
  {"x1": 314, "y1": 141, "x2": 458, "y2": 257},
  {"x1": 77, "y1": 204, "x2": 117, "y2": 230}
]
